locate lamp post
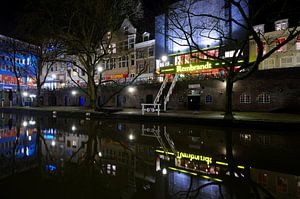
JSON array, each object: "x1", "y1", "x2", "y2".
[
  {"x1": 71, "y1": 90, "x2": 77, "y2": 106},
  {"x1": 161, "y1": 55, "x2": 168, "y2": 67}
]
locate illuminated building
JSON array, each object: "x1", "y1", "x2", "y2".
[
  {"x1": 0, "y1": 34, "x2": 36, "y2": 103},
  {"x1": 249, "y1": 19, "x2": 300, "y2": 70}
]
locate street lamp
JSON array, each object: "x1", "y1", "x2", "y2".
[
  {"x1": 71, "y1": 90, "x2": 77, "y2": 96},
  {"x1": 128, "y1": 86, "x2": 135, "y2": 94},
  {"x1": 23, "y1": 91, "x2": 28, "y2": 97},
  {"x1": 97, "y1": 66, "x2": 104, "y2": 73},
  {"x1": 162, "y1": 168, "x2": 167, "y2": 175},
  {"x1": 161, "y1": 55, "x2": 168, "y2": 63}
]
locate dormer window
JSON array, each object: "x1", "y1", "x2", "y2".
[
  {"x1": 124, "y1": 26, "x2": 128, "y2": 34},
  {"x1": 254, "y1": 24, "x2": 265, "y2": 34},
  {"x1": 275, "y1": 19, "x2": 288, "y2": 31},
  {"x1": 142, "y1": 32, "x2": 150, "y2": 42}
]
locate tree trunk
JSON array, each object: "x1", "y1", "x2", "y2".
[
  {"x1": 88, "y1": 80, "x2": 97, "y2": 110},
  {"x1": 224, "y1": 79, "x2": 234, "y2": 120},
  {"x1": 36, "y1": 80, "x2": 41, "y2": 107}
]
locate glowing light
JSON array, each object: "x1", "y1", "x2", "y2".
[
  {"x1": 128, "y1": 86, "x2": 135, "y2": 93},
  {"x1": 155, "y1": 149, "x2": 175, "y2": 155},
  {"x1": 201, "y1": 175, "x2": 223, "y2": 182},
  {"x1": 51, "y1": 140, "x2": 56, "y2": 146},
  {"x1": 29, "y1": 120, "x2": 36, "y2": 125},
  {"x1": 51, "y1": 74, "x2": 57, "y2": 79},
  {"x1": 71, "y1": 90, "x2": 77, "y2": 96},
  {"x1": 161, "y1": 55, "x2": 168, "y2": 62},
  {"x1": 129, "y1": 134, "x2": 134, "y2": 140},
  {"x1": 216, "y1": 161, "x2": 228, "y2": 166},
  {"x1": 168, "y1": 167, "x2": 197, "y2": 176},
  {"x1": 237, "y1": 165, "x2": 245, "y2": 169},
  {"x1": 28, "y1": 136, "x2": 32, "y2": 141},
  {"x1": 71, "y1": 125, "x2": 76, "y2": 131},
  {"x1": 98, "y1": 152, "x2": 102, "y2": 157},
  {"x1": 162, "y1": 168, "x2": 167, "y2": 175},
  {"x1": 22, "y1": 121, "x2": 28, "y2": 127},
  {"x1": 97, "y1": 66, "x2": 104, "y2": 73},
  {"x1": 29, "y1": 94, "x2": 36, "y2": 98},
  {"x1": 23, "y1": 92, "x2": 28, "y2": 97}
]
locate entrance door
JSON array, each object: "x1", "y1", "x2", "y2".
[
  {"x1": 146, "y1": 94, "x2": 153, "y2": 103},
  {"x1": 79, "y1": 96, "x2": 85, "y2": 107},
  {"x1": 188, "y1": 96, "x2": 200, "y2": 110},
  {"x1": 117, "y1": 95, "x2": 122, "y2": 107},
  {"x1": 64, "y1": 96, "x2": 68, "y2": 106}
]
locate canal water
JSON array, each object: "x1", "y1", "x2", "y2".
[{"x1": 0, "y1": 112, "x2": 299, "y2": 199}]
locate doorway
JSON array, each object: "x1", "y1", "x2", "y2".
[
  {"x1": 146, "y1": 94, "x2": 153, "y2": 103},
  {"x1": 188, "y1": 95, "x2": 200, "y2": 110},
  {"x1": 79, "y1": 96, "x2": 85, "y2": 107}
]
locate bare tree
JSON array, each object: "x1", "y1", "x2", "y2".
[
  {"x1": 25, "y1": 41, "x2": 64, "y2": 107},
  {"x1": 164, "y1": 0, "x2": 300, "y2": 119},
  {"x1": 16, "y1": 0, "x2": 66, "y2": 107},
  {"x1": 55, "y1": 0, "x2": 143, "y2": 110}
]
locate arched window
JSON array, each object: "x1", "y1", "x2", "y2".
[
  {"x1": 240, "y1": 93, "x2": 251, "y2": 104},
  {"x1": 205, "y1": 95, "x2": 213, "y2": 104},
  {"x1": 257, "y1": 92, "x2": 271, "y2": 103}
]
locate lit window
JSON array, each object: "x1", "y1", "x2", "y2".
[
  {"x1": 296, "y1": 36, "x2": 300, "y2": 50},
  {"x1": 257, "y1": 93, "x2": 271, "y2": 103},
  {"x1": 205, "y1": 95, "x2": 213, "y2": 104},
  {"x1": 275, "y1": 19, "x2": 288, "y2": 31},
  {"x1": 277, "y1": 176, "x2": 288, "y2": 193},
  {"x1": 258, "y1": 173, "x2": 268, "y2": 187},
  {"x1": 240, "y1": 93, "x2": 251, "y2": 104},
  {"x1": 256, "y1": 41, "x2": 266, "y2": 55},
  {"x1": 276, "y1": 38, "x2": 286, "y2": 52},
  {"x1": 225, "y1": 50, "x2": 242, "y2": 58},
  {"x1": 128, "y1": 35, "x2": 135, "y2": 49},
  {"x1": 254, "y1": 24, "x2": 265, "y2": 34},
  {"x1": 240, "y1": 134, "x2": 251, "y2": 142}
]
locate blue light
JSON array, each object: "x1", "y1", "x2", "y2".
[{"x1": 46, "y1": 164, "x2": 57, "y2": 172}]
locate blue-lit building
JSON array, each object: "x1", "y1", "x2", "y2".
[
  {"x1": 155, "y1": 0, "x2": 248, "y2": 75},
  {"x1": 0, "y1": 34, "x2": 36, "y2": 96}
]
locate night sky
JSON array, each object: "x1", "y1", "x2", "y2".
[
  {"x1": 0, "y1": 0, "x2": 177, "y2": 37},
  {"x1": 0, "y1": 0, "x2": 298, "y2": 37}
]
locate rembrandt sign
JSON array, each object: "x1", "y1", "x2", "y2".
[
  {"x1": 176, "y1": 151, "x2": 212, "y2": 165},
  {"x1": 177, "y1": 62, "x2": 212, "y2": 72},
  {"x1": 160, "y1": 61, "x2": 221, "y2": 74}
]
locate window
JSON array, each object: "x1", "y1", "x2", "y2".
[
  {"x1": 275, "y1": 19, "x2": 288, "y2": 31},
  {"x1": 109, "y1": 43, "x2": 116, "y2": 54},
  {"x1": 240, "y1": 133, "x2": 251, "y2": 142},
  {"x1": 128, "y1": 35, "x2": 135, "y2": 49},
  {"x1": 256, "y1": 41, "x2": 266, "y2": 55},
  {"x1": 240, "y1": 93, "x2": 251, "y2": 104},
  {"x1": 225, "y1": 50, "x2": 235, "y2": 58},
  {"x1": 296, "y1": 36, "x2": 300, "y2": 50},
  {"x1": 276, "y1": 38, "x2": 286, "y2": 52},
  {"x1": 205, "y1": 95, "x2": 213, "y2": 104},
  {"x1": 261, "y1": 58, "x2": 275, "y2": 70},
  {"x1": 143, "y1": 32, "x2": 150, "y2": 41},
  {"x1": 131, "y1": 54, "x2": 135, "y2": 66},
  {"x1": 258, "y1": 173, "x2": 268, "y2": 187},
  {"x1": 257, "y1": 93, "x2": 270, "y2": 103},
  {"x1": 277, "y1": 176, "x2": 288, "y2": 193},
  {"x1": 254, "y1": 24, "x2": 265, "y2": 34},
  {"x1": 148, "y1": 47, "x2": 154, "y2": 57},
  {"x1": 280, "y1": 57, "x2": 293, "y2": 67},
  {"x1": 137, "y1": 50, "x2": 144, "y2": 59}
]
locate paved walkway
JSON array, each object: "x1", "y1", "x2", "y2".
[{"x1": 1, "y1": 106, "x2": 300, "y2": 124}]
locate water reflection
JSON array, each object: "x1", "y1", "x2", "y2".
[{"x1": 0, "y1": 113, "x2": 300, "y2": 198}]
